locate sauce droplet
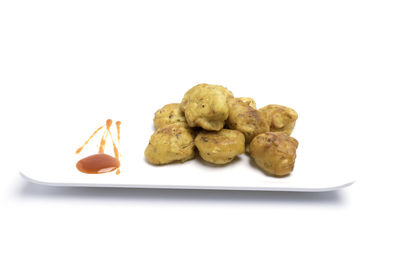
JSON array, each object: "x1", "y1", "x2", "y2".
[{"x1": 76, "y1": 153, "x2": 120, "y2": 174}]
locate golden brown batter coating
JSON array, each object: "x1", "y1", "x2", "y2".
[
  {"x1": 259, "y1": 104, "x2": 298, "y2": 135},
  {"x1": 236, "y1": 97, "x2": 257, "y2": 109},
  {"x1": 227, "y1": 98, "x2": 270, "y2": 143},
  {"x1": 153, "y1": 103, "x2": 187, "y2": 129},
  {"x1": 145, "y1": 123, "x2": 195, "y2": 165},
  {"x1": 180, "y1": 84, "x2": 233, "y2": 131},
  {"x1": 195, "y1": 129, "x2": 245, "y2": 164},
  {"x1": 249, "y1": 132, "x2": 298, "y2": 177}
]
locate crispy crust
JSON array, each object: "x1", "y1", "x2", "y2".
[
  {"x1": 145, "y1": 123, "x2": 196, "y2": 165},
  {"x1": 195, "y1": 129, "x2": 245, "y2": 164},
  {"x1": 180, "y1": 84, "x2": 233, "y2": 131},
  {"x1": 249, "y1": 132, "x2": 298, "y2": 176},
  {"x1": 153, "y1": 103, "x2": 187, "y2": 129},
  {"x1": 227, "y1": 98, "x2": 270, "y2": 143},
  {"x1": 259, "y1": 104, "x2": 298, "y2": 135}
]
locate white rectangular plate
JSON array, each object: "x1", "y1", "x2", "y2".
[{"x1": 19, "y1": 115, "x2": 354, "y2": 192}]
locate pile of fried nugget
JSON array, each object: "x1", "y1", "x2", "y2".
[{"x1": 145, "y1": 83, "x2": 299, "y2": 177}]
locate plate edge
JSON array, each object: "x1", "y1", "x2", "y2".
[{"x1": 20, "y1": 170, "x2": 355, "y2": 192}]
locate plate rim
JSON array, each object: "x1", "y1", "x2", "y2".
[{"x1": 19, "y1": 170, "x2": 355, "y2": 192}]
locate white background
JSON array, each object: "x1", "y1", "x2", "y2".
[{"x1": 1, "y1": 0, "x2": 399, "y2": 266}]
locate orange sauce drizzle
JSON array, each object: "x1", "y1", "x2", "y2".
[
  {"x1": 105, "y1": 120, "x2": 119, "y2": 160},
  {"x1": 76, "y1": 119, "x2": 121, "y2": 175},
  {"x1": 116, "y1": 121, "x2": 121, "y2": 144},
  {"x1": 75, "y1": 125, "x2": 104, "y2": 154},
  {"x1": 98, "y1": 130, "x2": 108, "y2": 153}
]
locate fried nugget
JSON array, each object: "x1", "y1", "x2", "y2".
[
  {"x1": 249, "y1": 132, "x2": 298, "y2": 177},
  {"x1": 259, "y1": 104, "x2": 298, "y2": 135},
  {"x1": 227, "y1": 98, "x2": 270, "y2": 143},
  {"x1": 145, "y1": 123, "x2": 195, "y2": 165},
  {"x1": 195, "y1": 129, "x2": 245, "y2": 164},
  {"x1": 180, "y1": 83, "x2": 233, "y2": 131},
  {"x1": 153, "y1": 103, "x2": 187, "y2": 129}
]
